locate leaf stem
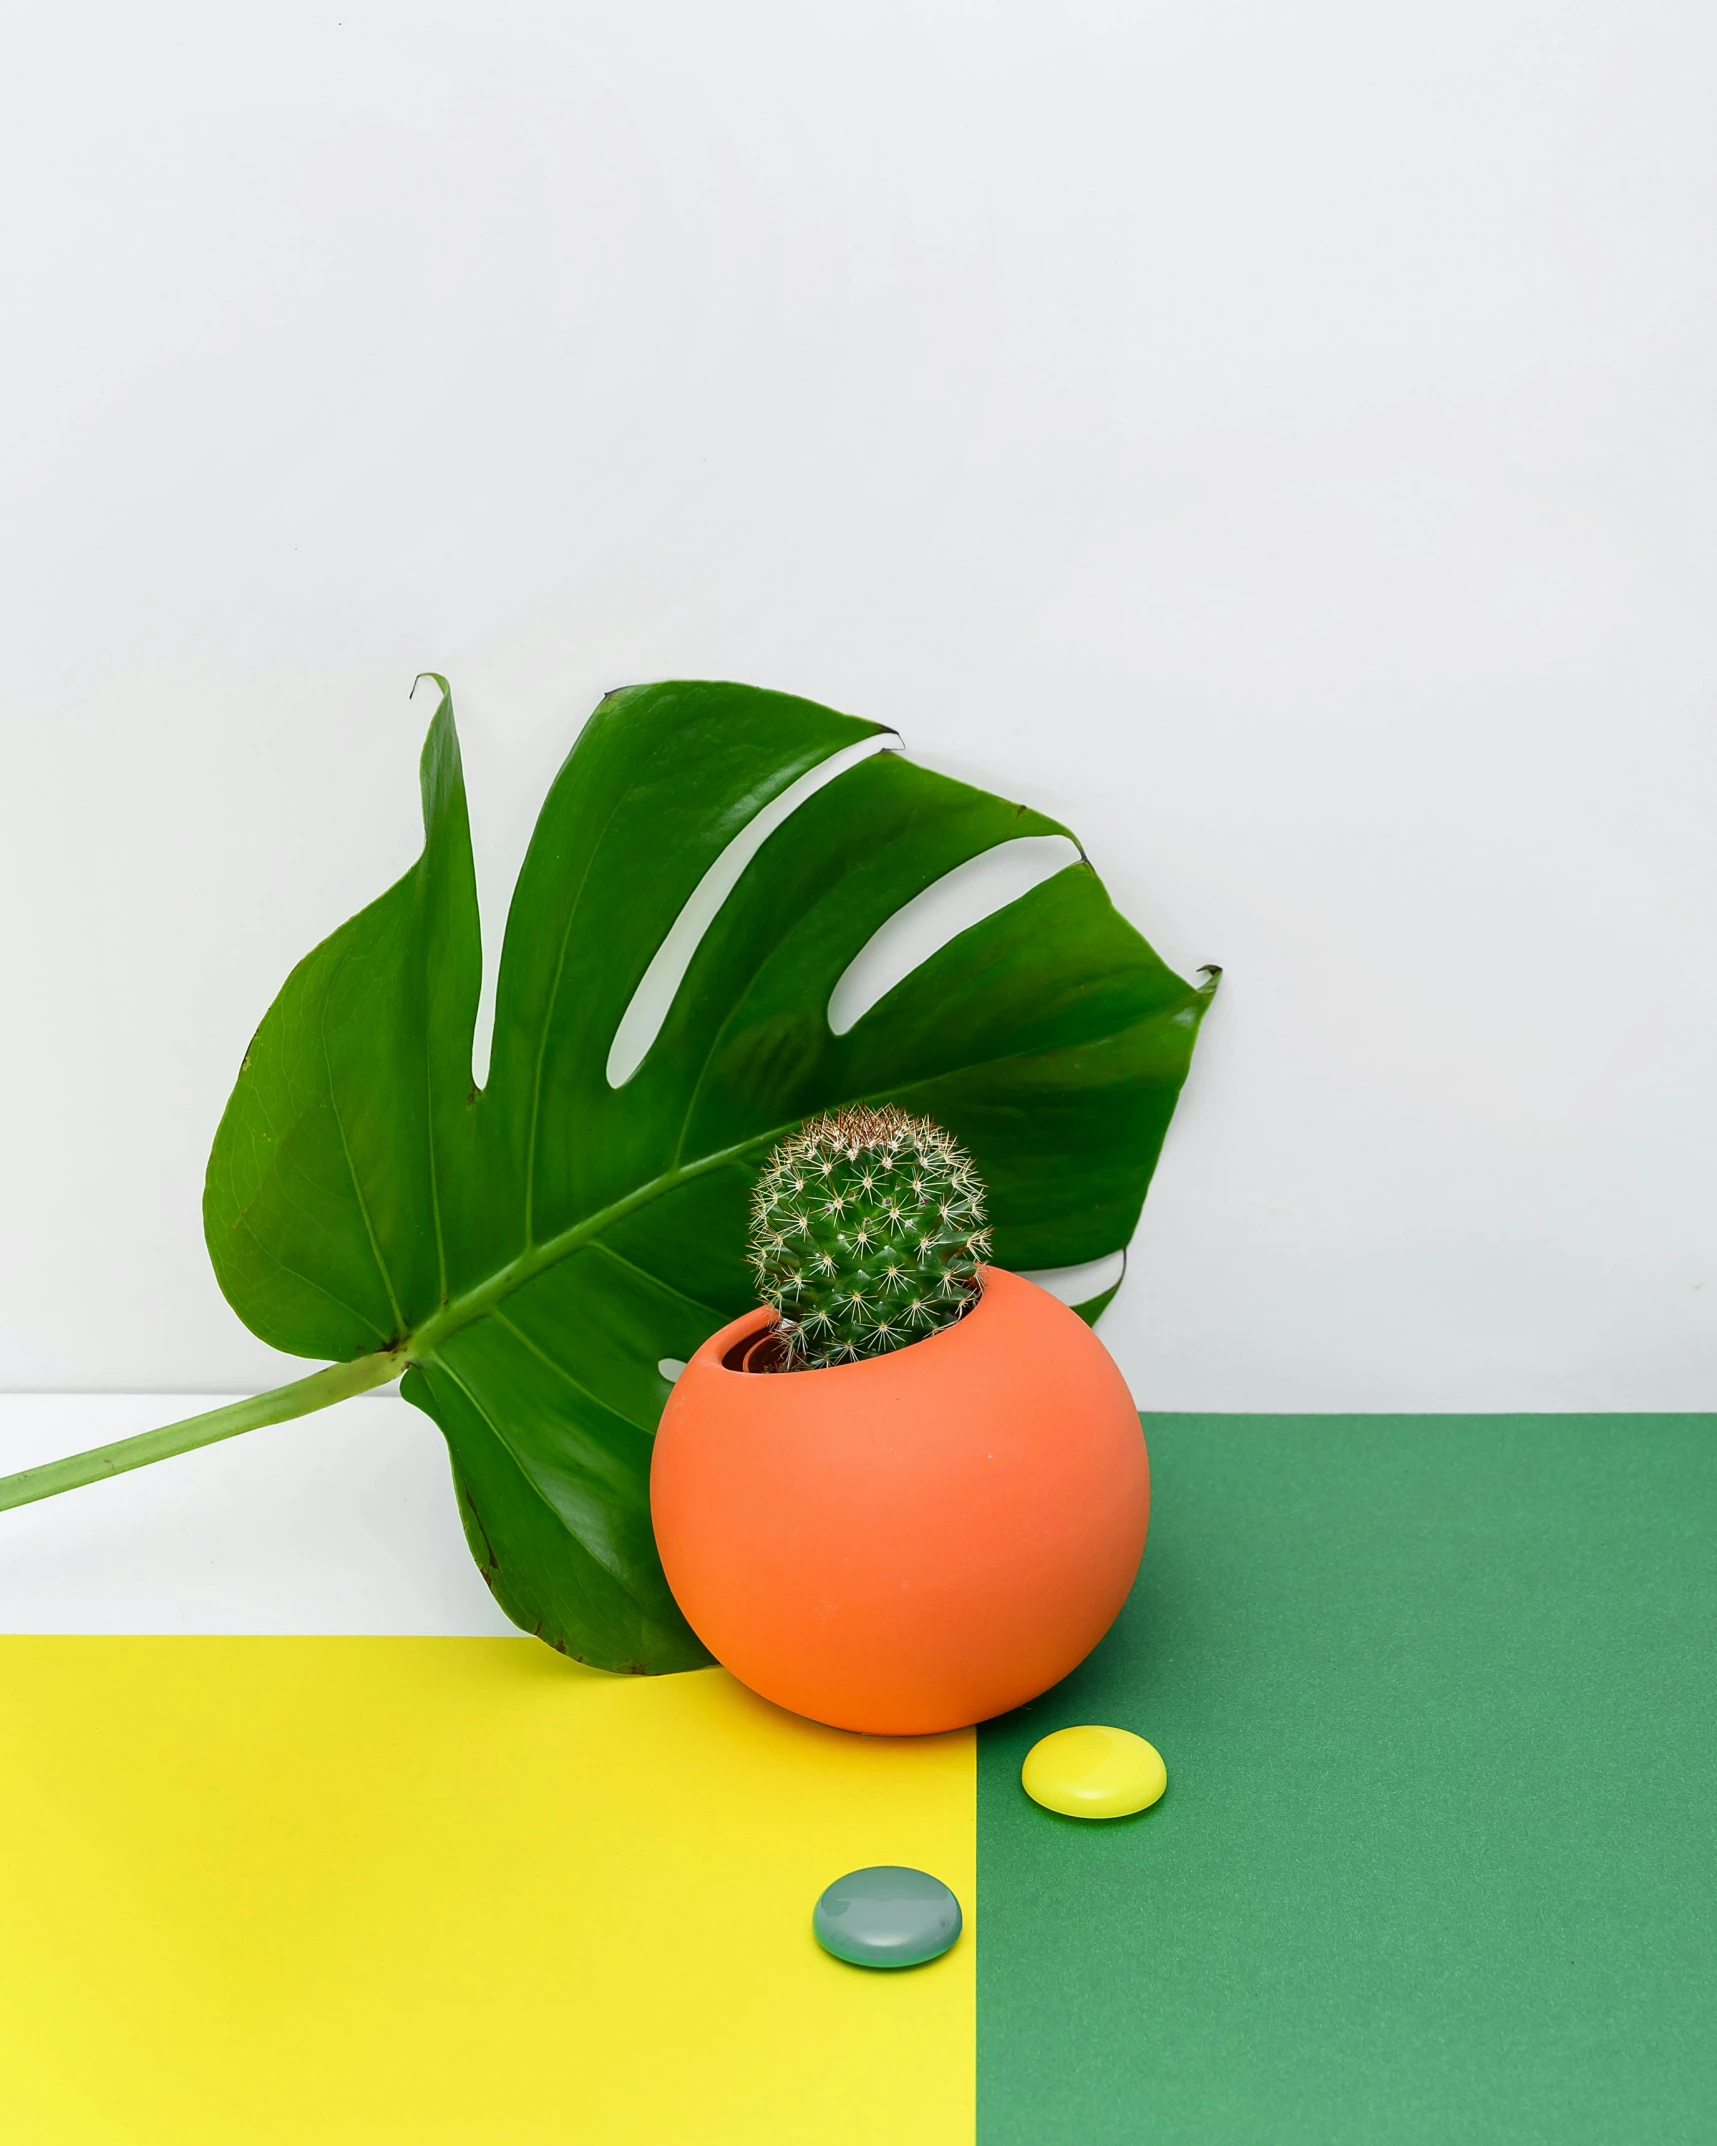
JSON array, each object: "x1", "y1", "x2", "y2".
[
  {"x1": 0, "y1": 1137, "x2": 769, "y2": 1522},
  {"x1": 0, "y1": 1350, "x2": 407, "y2": 1514},
  {"x1": 0, "y1": 1063, "x2": 1085, "y2": 1521}
]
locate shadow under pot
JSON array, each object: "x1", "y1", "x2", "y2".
[{"x1": 649, "y1": 1266, "x2": 1149, "y2": 1736}]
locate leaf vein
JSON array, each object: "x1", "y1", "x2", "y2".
[
  {"x1": 490, "y1": 1308, "x2": 653, "y2": 1435},
  {"x1": 427, "y1": 1354, "x2": 641, "y2": 1593},
  {"x1": 319, "y1": 957, "x2": 408, "y2": 1339}
]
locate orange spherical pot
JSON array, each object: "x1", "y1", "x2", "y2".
[{"x1": 650, "y1": 1267, "x2": 1148, "y2": 1735}]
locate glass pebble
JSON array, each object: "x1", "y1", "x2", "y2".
[
  {"x1": 1022, "y1": 1724, "x2": 1167, "y2": 1819},
  {"x1": 812, "y1": 1865, "x2": 963, "y2": 1968}
]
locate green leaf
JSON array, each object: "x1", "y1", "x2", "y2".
[{"x1": 202, "y1": 679, "x2": 1217, "y2": 1671}]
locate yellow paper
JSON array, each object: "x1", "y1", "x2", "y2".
[{"x1": 0, "y1": 1637, "x2": 974, "y2": 2145}]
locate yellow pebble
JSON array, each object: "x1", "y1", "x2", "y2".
[{"x1": 1021, "y1": 1725, "x2": 1167, "y2": 1819}]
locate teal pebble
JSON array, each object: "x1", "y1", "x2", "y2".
[{"x1": 813, "y1": 1865, "x2": 963, "y2": 1969}]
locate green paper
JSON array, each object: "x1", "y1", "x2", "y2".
[{"x1": 978, "y1": 1414, "x2": 1717, "y2": 2142}]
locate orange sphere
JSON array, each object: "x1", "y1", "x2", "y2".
[{"x1": 650, "y1": 1268, "x2": 1148, "y2": 1735}]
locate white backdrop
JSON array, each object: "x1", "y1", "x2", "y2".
[{"x1": 3, "y1": 0, "x2": 1714, "y2": 1413}]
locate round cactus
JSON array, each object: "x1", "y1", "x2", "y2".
[{"x1": 747, "y1": 1105, "x2": 993, "y2": 1368}]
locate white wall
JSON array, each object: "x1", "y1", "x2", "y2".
[{"x1": 2, "y1": 0, "x2": 1713, "y2": 1411}]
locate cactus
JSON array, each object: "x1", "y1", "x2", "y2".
[{"x1": 748, "y1": 1105, "x2": 993, "y2": 1369}]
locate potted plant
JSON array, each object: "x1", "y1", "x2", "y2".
[{"x1": 651, "y1": 1105, "x2": 1148, "y2": 1735}]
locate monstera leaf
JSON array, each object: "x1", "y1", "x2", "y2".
[{"x1": 106, "y1": 680, "x2": 1220, "y2": 1671}]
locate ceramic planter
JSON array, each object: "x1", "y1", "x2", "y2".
[{"x1": 650, "y1": 1267, "x2": 1148, "y2": 1735}]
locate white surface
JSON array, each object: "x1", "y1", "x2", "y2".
[
  {"x1": 2, "y1": 1, "x2": 1715, "y2": 1411},
  {"x1": 0, "y1": 1396, "x2": 514, "y2": 1634}
]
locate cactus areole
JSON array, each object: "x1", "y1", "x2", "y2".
[{"x1": 650, "y1": 1110, "x2": 1151, "y2": 1735}]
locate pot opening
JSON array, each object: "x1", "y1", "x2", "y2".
[
  {"x1": 721, "y1": 1326, "x2": 795, "y2": 1375},
  {"x1": 721, "y1": 1280, "x2": 984, "y2": 1374}
]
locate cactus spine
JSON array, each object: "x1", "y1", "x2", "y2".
[{"x1": 748, "y1": 1105, "x2": 992, "y2": 1369}]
